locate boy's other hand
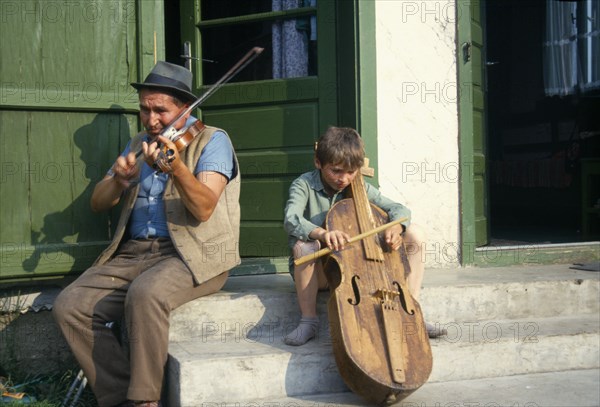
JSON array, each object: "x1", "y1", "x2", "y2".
[{"x1": 385, "y1": 224, "x2": 404, "y2": 251}]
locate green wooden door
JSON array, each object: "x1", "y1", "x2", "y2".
[
  {"x1": 178, "y1": 0, "x2": 338, "y2": 258},
  {"x1": 458, "y1": 0, "x2": 489, "y2": 259},
  {"x1": 0, "y1": 0, "x2": 163, "y2": 282}
]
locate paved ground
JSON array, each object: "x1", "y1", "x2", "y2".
[{"x1": 268, "y1": 369, "x2": 600, "y2": 407}]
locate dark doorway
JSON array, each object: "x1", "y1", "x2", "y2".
[{"x1": 485, "y1": 0, "x2": 600, "y2": 245}]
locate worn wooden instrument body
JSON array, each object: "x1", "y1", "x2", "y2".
[{"x1": 323, "y1": 170, "x2": 432, "y2": 405}]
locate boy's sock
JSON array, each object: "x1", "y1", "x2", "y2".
[{"x1": 284, "y1": 317, "x2": 319, "y2": 346}]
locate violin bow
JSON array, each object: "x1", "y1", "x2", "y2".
[{"x1": 135, "y1": 46, "x2": 265, "y2": 158}]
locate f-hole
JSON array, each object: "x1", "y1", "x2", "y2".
[
  {"x1": 393, "y1": 281, "x2": 415, "y2": 315},
  {"x1": 348, "y1": 275, "x2": 361, "y2": 305}
]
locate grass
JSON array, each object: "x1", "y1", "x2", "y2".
[
  {"x1": 0, "y1": 291, "x2": 97, "y2": 406},
  {"x1": 1, "y1": 368, "x2": 97, "y2": 406}
]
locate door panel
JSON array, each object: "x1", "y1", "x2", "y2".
[
  {"x1": 0, "y1": 0, "x2": 161, "y2": 281},
  {"x1": 203, "y1": 101, "x2": 319, "y2": 149},
  {"x1": 0, "y1": 109, "x2": 136, "y2": 279},
  {"x1": 458, "y1": 0, "x2": 489, "y2": 255}
]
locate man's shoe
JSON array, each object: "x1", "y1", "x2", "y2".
[{"x1": 426, "y1": 322, "x2": 447, "y2": 338}]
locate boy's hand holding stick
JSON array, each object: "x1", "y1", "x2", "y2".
[{"x1": 294, "y1": 217, "x2": 408, "y2": 266}]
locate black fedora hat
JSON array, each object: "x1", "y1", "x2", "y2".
[{"x1": 131, "y1": 61, "x2": 197, "y2": 103}]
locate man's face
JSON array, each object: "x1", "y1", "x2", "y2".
[
  {"x1": 316, "y1": 159, "x2": 359, "y2": 194},
  {"x1": 138, "y1": 89, "x2": 189, "y2": 139}
]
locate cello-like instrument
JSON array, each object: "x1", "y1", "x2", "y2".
[{"x1": 312, "y1": 160, "x2": 433, "y2": 404}]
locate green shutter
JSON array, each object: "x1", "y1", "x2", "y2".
[{"x1": 0, "y1": 0, "x2": 161, "y2": 282}]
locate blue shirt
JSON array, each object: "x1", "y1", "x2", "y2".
[{"x1": 112, "y1": 118, "x2": 236, "y2": 240}]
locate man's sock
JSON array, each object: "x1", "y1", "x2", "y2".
[{"x1": 284, "y1": 317, "x2": 319, "y2": 346}]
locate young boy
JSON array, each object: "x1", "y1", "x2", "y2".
[{"x1": 283, "y1": 127, "x2": 444, "y2": 346}]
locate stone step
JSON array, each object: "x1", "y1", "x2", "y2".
[
  {"x1": 166, "y1": 264, "x2": 599, "y2": 405},
  {"x1": 166, "y1": 314, "x2": 600, "y2": 406},
  {"x1": 168, "y1": 265, "x2": 600, "y2": 343},
  {"x1": 228, "y1": 369, "x2": 600, "y2": 407}
]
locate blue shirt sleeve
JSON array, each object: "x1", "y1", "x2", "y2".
[
  {"x1": 195, "y1": 130, "x2": 236, "y2": 181},
  {"x1": 121, "y1": 142, "x2": 132, "y2": 156}
]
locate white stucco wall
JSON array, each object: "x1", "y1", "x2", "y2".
[{"x1": 375, "y1": 1, "x2": 460, "y2": 267}]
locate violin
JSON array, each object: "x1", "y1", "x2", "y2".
[
  {"x1": 146, "y1": 120, "x2": 207, "y2": 174},
  {"x1": 297, "y1": 159, "x2": 433, "y2": 405},
  {"x1": 134, "y1": 47, "x2": 264, "y2": 172}
]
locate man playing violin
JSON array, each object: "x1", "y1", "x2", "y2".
[
  {"x1": 53, "y1": 62, "x2": 241, "y2": 407},
  {"x1": 283, "y1": 126, "x2": 446, "y2": 346}
]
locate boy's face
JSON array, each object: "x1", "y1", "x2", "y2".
[{"x1": 315, "y1": 159, "x2": 359, "y2": 194}]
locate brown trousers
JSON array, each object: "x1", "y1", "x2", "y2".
[{"x1": 53, "y1": 238, "x2": 228, "y2": 406}]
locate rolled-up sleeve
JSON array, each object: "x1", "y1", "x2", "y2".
[{"x1": 284, "y1": 178, "x2": 320, "y2": 241}]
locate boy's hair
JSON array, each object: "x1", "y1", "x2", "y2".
[{"x1": 315, "y1": 127, "x2": 365, "y2": 169}]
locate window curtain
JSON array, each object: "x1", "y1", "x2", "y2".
[
  {"x1": 272, "y1": 0, "x2": 316, "y2": 79},
  {"x1": 543, "y1": 0, "x2": 600, "y2": 96}
]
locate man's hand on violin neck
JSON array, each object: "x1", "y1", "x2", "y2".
[{"x1": 142, "y1": 136, "x2": 184, "y2": 175}]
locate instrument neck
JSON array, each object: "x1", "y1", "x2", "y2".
[{"x1": 350, "y1": 173, "x2": 384, "y2": 261}]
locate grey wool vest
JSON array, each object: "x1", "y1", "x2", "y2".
[{"x1": 93, "y1": 125, "x2": 241, "y2": 285}]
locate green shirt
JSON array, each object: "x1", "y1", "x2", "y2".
[{"x1": 284, "y1": 169, "x2": 411, "y2": 248}]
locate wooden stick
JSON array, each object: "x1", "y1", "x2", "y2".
[
  {"x1": 153, "y1": 31, "x2": 157, "y2": 65},
  {"x1": 293, "y1": 217, "x2": 408, "y2": 266}
]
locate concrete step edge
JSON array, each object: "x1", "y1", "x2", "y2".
[
  {"x1": 169, "y1": 314, "x2": 599, "y2": 357},
  {"x1": 169, "y1": 271, "x2": 599, "y2": 343}
]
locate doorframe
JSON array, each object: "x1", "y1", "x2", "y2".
[
  {"x1": 230, "y1": 0, "x2": 380, "y2": 275},
  {"x1": 457, "y1": 0, "x2": 488, "y2": 264},
  {"x1": 336, "y1": 0, "x2": 379, "y2": 180},
  {"x1": 169, "y1": 0, "x2": 378, "y2": 274},
  {"x1": 458, "y1": 0, "x2": 600, "y2": 266}
]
